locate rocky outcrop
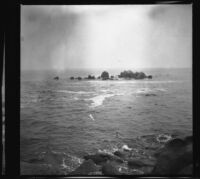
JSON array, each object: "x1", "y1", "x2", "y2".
[
  {"x1": 101, "y1": 71, "x2": 109, "y2": 80},
  {"x1": 84, "y1": 152, "x2": 123, "y2": 165},
  {"x1": 102, "y1": 162, "x2": 121, "y2": 175},
  {"x1": 54, "y1": 76, "x2": 59, "y2": 80},
  {"x1": 69, "y1": 159, "x2": 100, "y2": 175},
  {"x1": 68, "y1": 135, "x2": 192, "y2": 175},
  {"x1": 118, "y1": 70, "x2": 151, "y2": 79},
  {"x1": 87, "y1": 75, "x2": 95, "y2": 80},
  {"x1": 70, "y1": 70, "x2": 152, "y2": 81},
  {"x1": 128, "y1": 159, "x2": 155, "y2": 169},
  {"x1": 152, "y1": 136, "x2": 193, "y2": 175}
]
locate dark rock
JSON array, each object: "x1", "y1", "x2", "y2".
[
  {"x1": 145, "y1": 94, "x2": 157, "y2": 97},
  {"x1": 70, "y1": 77, "x2": 74, "y2": 80},
  {"x1": 114, "y1": 151, "x2": 126, "y2": 158},
  {"x1": 152, "y1": 136, "x2": 193, "y2": 174},
  {"x1": 54, "y1": 76, "x2": 59, "y2": 80},
  {"x1": 102, "y1": 162, "x2": 121, "y2": 175},
  {"x1": 87, "y1": 75, "x2": 95, "y2": 80},
  {"x1": 135, "y1": 72, "x2": 146, "y2": 79},
  {"x1": 178, "y1": 164, "x2": 193, "y2": 174},
  {"x1": 165, "y1": 138, "x2": 185, "y2": 150},
  {"x1": 69, "y1": 159, "x2": 100, "y2": 175},
  {"x1": 118, "y1": 70, "x2": 148, "y2": 79},
  {"x1": 77, "y1": 77, "x2": 82, "y2": 80},
  {"x1": 184, "y1": 136, "x2": 193, "y2": 145},
  {"x1": 84, "y1": 153, "x2": 123, "y2": 165},
  {"x1": 101, "y1": 71, "x2": 109, "y2": 80},
  {"x1": 128, "y1": 159, "x2": 155, "y2": 168},
  {"x1": 88, "y1": 171, "x2": 102, "y2": 175},
  {"x1": 147, "y1": 75, "x2": 152, "y2": 79}
]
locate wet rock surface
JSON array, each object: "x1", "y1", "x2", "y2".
[
  {"x1": 20, "y1": 135, "x2": 192, "y2": 175},
  {"x1": 152, "y1": 136, "x2": 193, "y2": 175},
  {"x1": 84, "y1": 153, "x2": 123, "y2": 165},
  {"x1": 69, "y1": 159, "x2": 100, "y2": 175},
  {"x1": 102, "y1": 162, "x2": 121, "y2": 175}
]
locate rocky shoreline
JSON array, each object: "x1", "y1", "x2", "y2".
[
  {"x1": 21, "y1": 135, "x2": 192, "y2": 175},
  {"x1": 68, "y1": 135, "x2": 192, "y2": 175}
]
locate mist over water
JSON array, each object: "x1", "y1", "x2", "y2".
[{"x1": 20, "y1": 68, "x2": 192, "y2": 174}]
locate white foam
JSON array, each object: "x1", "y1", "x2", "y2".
[
  {"x1": 156, "y1": 134, "x2": 172, "y2": 143},
  {"x1": 136, "y1": 88, "x2": 154, "y2": 94},
  {"x1": 61, "y1": 158, "x2": 70, "y2": 169},
  {"x1": 89, "y1": 114, "x2": 95, "y2": 121},
  {"x1": 136, "y1": 88, "x2": 167, "y2": 94},
  {"x1": 56, "y1": 90, "x2": 93, "y2": 94},
  {"x1": 156, "y1": 88, "x2": 167, "y2": 92},
  {"x1": 122, "y1": 144, "x2": 132, "y2": 151},
  {"x1": 87, "y1": 94, "x2": 115, "y2": 108}
]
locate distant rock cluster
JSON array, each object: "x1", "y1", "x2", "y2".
[{"x1": 68, "y1": 70, "x2": 153, "y2": 81}]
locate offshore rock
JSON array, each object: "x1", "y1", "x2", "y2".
[{"x1": 54, "y1": 76, "x2": 59, "y2": 80}]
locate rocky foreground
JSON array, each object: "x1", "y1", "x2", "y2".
[
  {"x1": 68, "y1": 135, "x2": 192, "y2": 175},
  {"x1": 21, "y1": 135, "x2": 192, "y2": 175}
]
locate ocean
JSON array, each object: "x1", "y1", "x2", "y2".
[{"x1": 20, "y1": 68, "x2": 192, "y2": 175}]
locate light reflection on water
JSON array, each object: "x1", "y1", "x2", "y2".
[{"x1": 20, "y1": 68, "x2": 192, "y2": 174}]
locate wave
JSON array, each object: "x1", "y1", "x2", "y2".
[
  {"x1": 55, "y1": 90, "x2": 94, "y2": 94},
  {"x1": 88, "y1": 80, "x2": 181, "y2": 84},
  {"x1": 86, "y1": 94, "x2": 115, "y2": 108},
  {"x1": 136, "y1": 88, "x2": 167, "y2": 94},
  {"x1": 89, "y1": 114, "x2": 95, "y2": 121}
]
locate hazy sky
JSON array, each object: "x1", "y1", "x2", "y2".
[{"x1": 21, "y1": 5, "x2": 192, "y2": 71}]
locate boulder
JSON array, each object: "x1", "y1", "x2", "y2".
[
  {"x1": 69, "y1": 159, "x2": 100, "y2": 175},
  {"x1": 145, "y1": 94, "x2": 156, "y2": 97},
  {"x1": 84, "y1": 153, "x2": 123, "y2": 165},
  {"x1": 114, "y1": 151, "x2": 126, "y2": 158},
  {"x1": 128, "y1": 159, "x2": 155, "y2": 168},
  {"x1": 77, "y1": 77, "x2": 82, "y2": 80},
  {"x1": 178, "y1": 164, "x2": 193, "y2": 174},
  {"x1": 102, "y1": 162, "x2": 121, "y2": 175},
  {"x1": 54, "y1": 76, "x2": 59, "y2": 80},
  {"x1": 70, "y1": 77, "x2": 74, "y2": 80},
  {"x1": 152, "y1": 136, "x2": 193, "y2": 175},
  {"x1": 147, "y1": 75, "x2": 152, "y2": 79}
]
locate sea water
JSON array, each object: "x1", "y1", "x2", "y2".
[{"x1": 20, "y1": 68, "x2": 192, "y2": 174}]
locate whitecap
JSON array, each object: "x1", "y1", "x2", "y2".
[
  {"x1": 89, "y1": 114, "x2": 95, "y2": 121},
  {"x1": 156, "y1": 134, "x2": 172, "y2": 143},
  {"x1": 136, "y1": 88, "x2": 154, "y2": 94},
  {"x1": 55, "y1": 90, "x2": 93, "y2": 94},
  {"x1": 87, "y1": 94, "x2": 115, "y2": 108},
  {"x1": 122, "y1": 144, "x2": 132, "y2": 151},
  {"x1": 156, "y1": 88, "x2": 167, "y2": 92}
]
